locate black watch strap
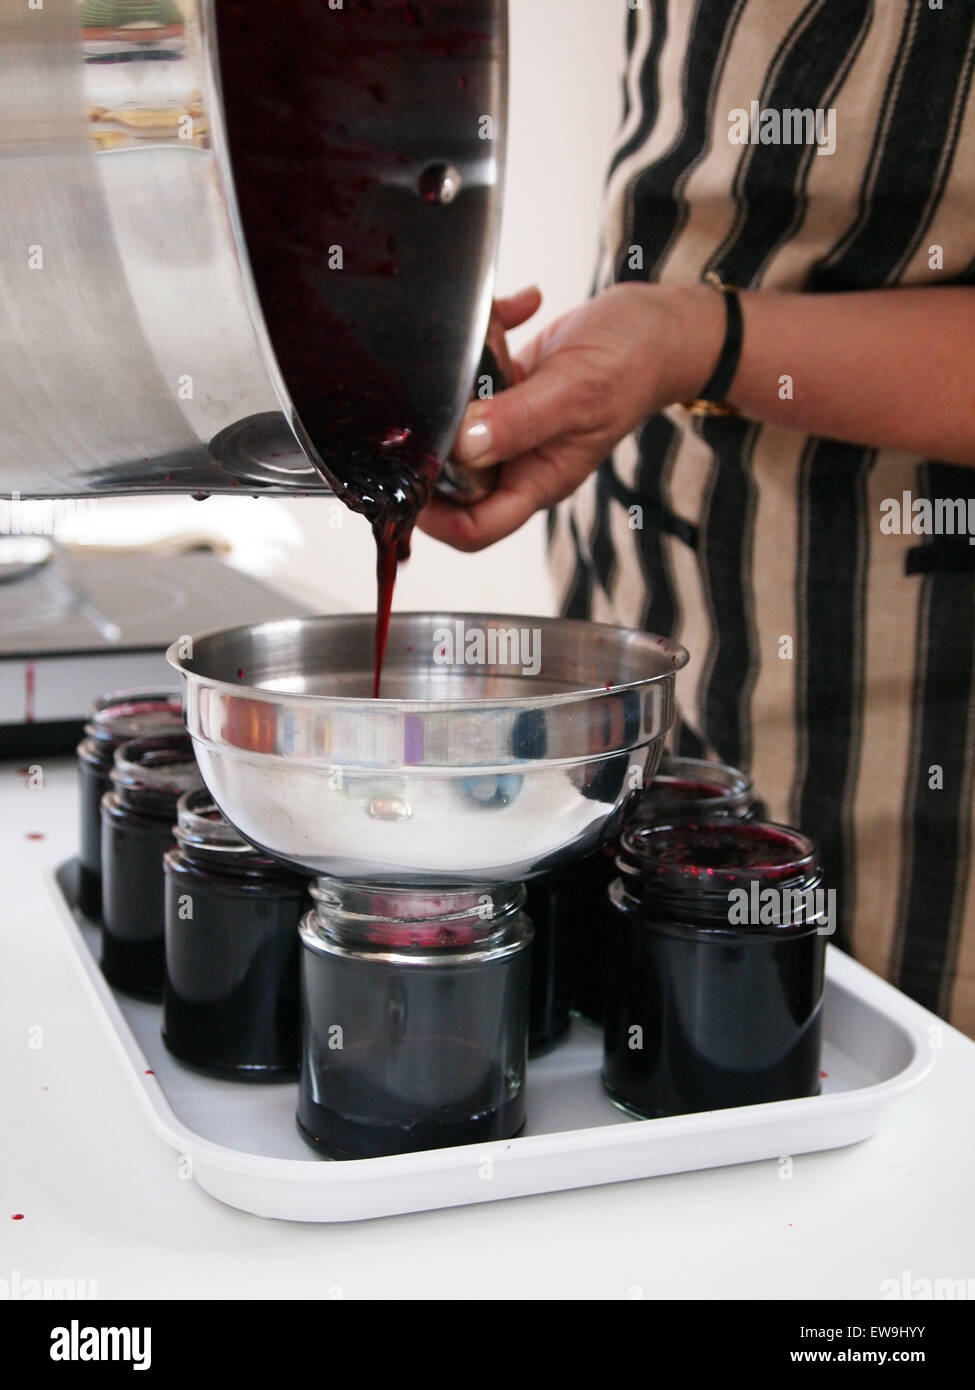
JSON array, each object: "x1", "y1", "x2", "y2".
[
  {"x1": 681, "y1": 272, "x2": 744, "y2": 416},
  {"x1": 699, "y1": 273, "x2": 743, "y2": 402}
]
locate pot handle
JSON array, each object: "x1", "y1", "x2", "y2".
[{"x1": 433, "y1": 308, "x2": 512, "y2": 504}]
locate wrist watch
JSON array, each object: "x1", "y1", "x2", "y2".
[{"x1": 681, "y1": 271, "x2": 744, "y2": 417}]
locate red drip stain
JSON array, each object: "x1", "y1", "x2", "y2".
[
  {"x1": 25, "y1": 832, "x2": 45, "y2": 841},
  {"x1": 819, "y1": 1070, "x2": 828, "y2": 1078},
  {"x1": 236, "y1": 669, "x2": 245, "y2": 680},
  {"x1": 24, "y1": 661, "x2": 36, "y2": 725},
  {"x1": 164, "y1": 472, "x2": 174, "y2": 482},
  {"x1": 11, "y1": 1214, "x2": 24, "y2": 1221},
  {"x1": 144, "y1": 1069, "x2": 154, "y2": 1076}
]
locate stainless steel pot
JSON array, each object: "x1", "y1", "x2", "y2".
[{"x1": 0, "y1": 0, "x2": 507, "y2": 498}]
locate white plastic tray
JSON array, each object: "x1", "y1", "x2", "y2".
[{"x1": 48, "y1": 862, "x2": 934, "y2": 1223}]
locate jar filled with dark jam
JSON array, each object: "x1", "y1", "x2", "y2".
[
  {"x1": 298, "y1": 880, "x2": 532, "y2": 1160},
  {"x1": 603, "y1": 819, "x2": 827, "y2": 1119},
  {"x1": 76, "y1": 689, "x2": 183, "y2": 919},
  {"x1": 163, "y1": 790, "x2": 310, "y2": 1081},
  {"x1": 558, "y1": 756, "x2": 755, "y2": 1028},
  {"x1": 101, "y1": 733, "x2": 202, "y2": 1000},
  {"x1": 524, "y1": 876, "x2": 573, "y2": 1055}
]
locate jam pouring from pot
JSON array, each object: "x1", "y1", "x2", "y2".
[{"x1": 346, "y1": 309, "x2": 511, "y2": 697}]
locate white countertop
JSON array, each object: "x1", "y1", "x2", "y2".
[{"x1": 3, "y1": 758, "x2": 973, "y2": 1300}]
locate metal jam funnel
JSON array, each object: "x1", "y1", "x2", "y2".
[{"x1": 167, "y1": 613, "x2": 688, "y2": 885}]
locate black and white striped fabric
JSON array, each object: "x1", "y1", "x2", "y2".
[{"x1": 549, "y1": 0, "x2": 975, "y2": 1034}]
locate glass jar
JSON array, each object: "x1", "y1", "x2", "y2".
[
  {"x1": 561, "y1": 756, "x2": 755, "y2": 1026},
  {"x1": 602, "y1": 819, "x2": 827, "y2": 1119},
  {"x1": 100, "y1": 733, "x2": 201, "y2": 999},
  {"x1": 524, "y1": 876, "x2": 572, "y2": 1054},
  {"x1": 163, "y1": 790, "x2": 310, "y2": 1080},
  {"x1": 76, "y1": 688, "x2": 183, "y2": 919},
  {"x1": 298, "y1": 880, "x2": 532, "y2": 1159}
]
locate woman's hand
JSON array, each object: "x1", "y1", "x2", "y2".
[{"x1": 419, "y1": 281, "x2": 723, "y2": 552}]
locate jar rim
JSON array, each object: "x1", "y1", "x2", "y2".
[
  {"x1": 618, "y1": 818, "x2": 818, "y2": 890},
  {"x1": 86, "y1": 687, "x2": 183, "y2": 742},
  {"x1": 610, "y1": 875, "x2": 828, "y2": 936},
  {"x1": 309, "y1": 877, "x2": 525, "y2": 928},
  {"x1": 174, "y1": 787, "x2": 257, "y2": 855},
  {"x1": 638, "y1": 754, "x2": 753, "y2": 809},
  {"x1": 111, "y1": 733, "x2": 201, "y2": 797},
  {"x1": 299, "y1": 905, "x2": 531, "y2": 966}
]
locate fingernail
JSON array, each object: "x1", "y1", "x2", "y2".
[{"x1": 455, "y1": 419, "x2": 493, "y2": 464}]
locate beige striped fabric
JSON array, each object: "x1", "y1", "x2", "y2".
[{"x1": 550, "y1": 0, "x2": 975, "y2": 1035}]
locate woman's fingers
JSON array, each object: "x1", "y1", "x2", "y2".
[
  {"x1": 425, "y1": 285, "x2": 680, "y2": 551},
  {"x1": 452, "y1": 361, "x2": 586, "y2": 469},
  {"x1": 419, "y1": 485, "x2": 540, "y2": 553},
  {"x1": 493, "y1": 286, "x2": 542, "y2": 332},
  {"x1": 421, "y1": 447, "x2": 591, "y2": 551}
]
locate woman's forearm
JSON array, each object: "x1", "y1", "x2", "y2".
[
  {"x1": 673, "y1": 283, "x2": 975, "y2": 465},
  {"x1": 422, "y1": 279, "x2": 975, "y2": 550}
]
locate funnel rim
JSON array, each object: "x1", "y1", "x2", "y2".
[{"x1": 166, "y1": 611, "x2": 689, "y2": 713}]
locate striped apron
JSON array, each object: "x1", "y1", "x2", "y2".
[{"x1": 549, "y1": 0, "x2": 975, "y2": 1034}]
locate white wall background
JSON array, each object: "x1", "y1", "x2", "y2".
[{"x1": 272, "y1": 0, "x2": 624, "y2": 616}]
